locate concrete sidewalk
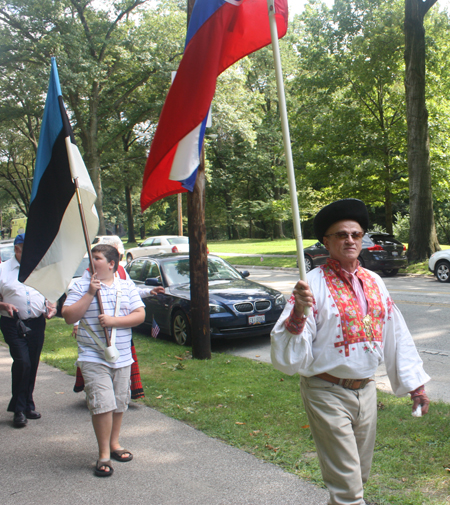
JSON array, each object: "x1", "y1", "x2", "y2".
[{"x1": 0, "y1": 344, "x2": 328, "y2": 505}]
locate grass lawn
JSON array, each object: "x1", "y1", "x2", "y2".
[
  {"x1": 208, "y1": 239, "x2": 434, "y2": 276},
  {"x1": 14, "y1": 318, "x2": 450, "y2": 505},
  {"x1": 123, "y1": 237, "x2": 447, "y2": 277}
]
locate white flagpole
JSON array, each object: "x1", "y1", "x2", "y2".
[{"x1": 267, "y1": 0, "x2": 309, "y2": 315}]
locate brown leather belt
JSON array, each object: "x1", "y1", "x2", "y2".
[{"x1": 315, "y1": 373, "x2": 372, "y2": 390}]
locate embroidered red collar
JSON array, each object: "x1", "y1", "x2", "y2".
[{"x1": 321, "y1": 259, "x2": 385, "y2": 356}]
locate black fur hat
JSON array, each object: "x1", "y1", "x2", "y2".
[{"x1": 313, "y1": 199, "x2": 369, "y2": 243}]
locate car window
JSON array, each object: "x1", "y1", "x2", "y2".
[
  {"x1": 207, "y1": 257, "x2": 242, "y2": 280},
  {"x1": 167, "y1": 237, "x2": 189, "y2": 245},
  {"x1": 74, "y1": 257, "x2": 90, "y2": 277},
  {"x1": 361, "y1": 235, "x2": 372, "y2": 246},
  {"x1": 142, "y1": 238, "x2": 154, "y2": 247},
  {"x1": 152, "y1": 239, "x2": 161, "y2": 246},
  {"x1": 141, "y1": 261, "x2": 151, "y2": 279},
  {"x1": 163, "y1": 259, "x2": 191, "y2": 285},
  {"x1": 373, "y1": 236, "x2": 398, "y2": 245},
  {"x1": 147, "y1": 261, "x2": 161, "y2": 279},
  {"x1": 127, "y1": 259, "x2": 148, "y2": 282}
]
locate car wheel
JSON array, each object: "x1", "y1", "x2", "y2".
[
  {"x1": 304, "y1": 255, "x2": 313, "y2": 273},
  {"x1": 435, "y1": 260, "x2": 450, "y2": 283},
  {"x1": 126, "y1": 253, "x2": 133, "y2": 264},
  {"x1": 381, "y1": 268, "x2": 399, "y2": 277},
  {"x1": 172, "y1": 310, "x2": 191, "y2": 346}
]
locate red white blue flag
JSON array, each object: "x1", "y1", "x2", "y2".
[
  {"x1": 151, "y1": 318, "x2": 160, "y2": 339},
  {"x1": 140, "y1": 0, "x2": 288, "y2": 210}
]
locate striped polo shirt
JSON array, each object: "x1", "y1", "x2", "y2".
[{"x1": 64, "y1": 274, "x2": 144, "y2": 368}]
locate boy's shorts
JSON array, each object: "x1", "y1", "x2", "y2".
[{"x1": 79, "y1": 361, "x2": 131, "y2": 415}]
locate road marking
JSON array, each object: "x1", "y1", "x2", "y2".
[{"x1": 393, "y1": 299, "x2": 450, "y2": 307}]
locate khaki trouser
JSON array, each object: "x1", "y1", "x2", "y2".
[{"x1": 300, "y1": 375, "x2": 377, "y2": 505}]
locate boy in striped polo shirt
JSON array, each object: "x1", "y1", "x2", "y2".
[{"x1": 62, "y1": 244, "x2": 145, "y2": 477}]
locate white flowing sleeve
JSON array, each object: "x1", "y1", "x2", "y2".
[
  {"x1": 270, "y1": 298, "x2": 315, "y2": 376},
  {"x1": 382, "y1": 293, "x2": 430, "y2": 396}
]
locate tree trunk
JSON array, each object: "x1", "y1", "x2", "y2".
[
  {"x1": 404, "y1": 0, "x2": 439, "y2": 260},
  {"x1": 224, "y1": 191, "x2": 234, "y2": 240},
  {"x1": 125, "y1": 185, "x2": 136, "y2": 243},
  {"x1": 187, "y1": 151, "x2": 211, "y2": 360},
  {"x1": 272, "y1": 185, "x2": 284, "y2": 239},
  {"x1": 86, "y1": 156, "x2": 106, "y2": 236},
  {"x1": 384, "y1": 157, "x2": 393, "y2": 234},
  {"x1": 186, "y1": 0, "x2": 210, "y2": 360},
  {"x1": 80, "y1": 83, "x2": 106, "y2": 236}
]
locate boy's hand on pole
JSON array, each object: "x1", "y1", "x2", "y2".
[{"x1": 88, "y1": 273, "x2": 101, "y2": 296}]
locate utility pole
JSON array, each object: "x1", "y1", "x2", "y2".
[
  {"x1": 186, "y1": 0, "x2": 211, "y2": 359},
  {"x1": 177, "y1": 193, "x2": 183, "y2": 235}
]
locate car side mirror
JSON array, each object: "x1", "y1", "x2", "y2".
[
  {"x1": 240, "y1": 270, "x2": 250, "y2": 278},
  {"x1": 145, "y1": 277, "x2": 162, "y2": 286}
]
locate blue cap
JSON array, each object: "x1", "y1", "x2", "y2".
[{"x1": 14, "y1": 233, "x2": 25, "y2": 245}]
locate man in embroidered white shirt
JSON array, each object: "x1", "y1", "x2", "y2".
[
  {"x1": 0, "y1": 233, "x2": 57, "y2": 428},
  {"x1": 271, "y1": 199, "x2": 430, "y2": 505}
]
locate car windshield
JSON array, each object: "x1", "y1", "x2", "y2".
[
  {"x1": 207, "y1": 257, "x2": 242, "y2": 281},
  {"x1": 162, "y1": 257, "x2": 242, "y2": 286},
  {"x1": 167, "y1": 237, "x2": 189, "y2": 245},
  {"x1": 369, "y1": 234, "x2": 399, "y2": 245},
  {"x1": 73, "y1": 257, "x2": 90, "y2": 277}
]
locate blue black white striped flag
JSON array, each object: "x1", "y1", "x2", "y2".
[{"x1": 19, "y1": 58, "x2": 98, "y2": 302}]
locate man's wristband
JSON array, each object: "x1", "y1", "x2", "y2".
[
  {"x1": 410, "y1": 386, "x2": 425, "y2": 398},
  {"x1": 285, "y1": 307, "x2": 307, "y2": 335}
]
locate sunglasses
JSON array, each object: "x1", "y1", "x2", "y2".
[{"x1": 325, "y1": 231, "x2": 364, "y2": 240}]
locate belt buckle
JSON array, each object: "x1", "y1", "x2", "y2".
[
  {"x1": 341, "y1": 378, "x2": 369, "y2": 390},
  {"x1": 341, "y1": 378, "x2": 355, "y2": 389}
]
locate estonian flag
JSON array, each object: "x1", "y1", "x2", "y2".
[
  {"x1": 140, "y1": 0, "x2": 288, "y2": 211},
  {"x1": 19, "y1": 58, "x2": 99, "y2": 303}
]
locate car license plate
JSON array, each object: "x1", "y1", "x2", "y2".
[
  {"x1": 249, "y1": 314, "x2": 265, "y2": 325},
  {"x1": 392, "y1": 251, "x2": 398, "y2": 256}
]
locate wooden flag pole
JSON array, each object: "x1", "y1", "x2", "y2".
[
  {"x1": 74, "y1": 177, "x2": 112, "y2": 347},
  {"x1": 267, "y1": 0, "x2": 309, "y2": 315}
]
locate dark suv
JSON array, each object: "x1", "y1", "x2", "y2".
[{"x1": 303, "y1": 232, "x2": 407, "y2": 276}]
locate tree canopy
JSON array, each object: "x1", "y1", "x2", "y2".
[{"x1": 1, "y1": 0, "x2": 450, "y2": 256}]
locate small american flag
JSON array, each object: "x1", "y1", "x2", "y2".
[{"x1": 151, "y1": 319, "x2": 160, "y2": 339}]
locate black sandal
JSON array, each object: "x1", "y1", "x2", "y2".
[
  {"x1": 110, "y1": 449, "x2": 133, "y2": 462},
  {"x1": 95, "y1": 459, "x2": 114, "y2": 477}
]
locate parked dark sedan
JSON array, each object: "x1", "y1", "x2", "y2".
[
  {"x1": 303, "y1": 232, "x2": 407, "y2": 276},
  {"x1": 125, "y1": 254, "x2": 286, "y2": 345}
]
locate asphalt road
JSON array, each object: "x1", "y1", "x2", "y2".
[{"x1": 213, "y1": 267, "x2": 450, "y2": 403}]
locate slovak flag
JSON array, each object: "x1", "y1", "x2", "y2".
[{"x1": 140, "y1": 0, "x2": 288, "y2": 211}]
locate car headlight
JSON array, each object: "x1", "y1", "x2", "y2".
[
  {"x1": 275, "y1": 294, "x2": 286, "y2": 306},
  {"x1": 209, "y1": 304, "x2": 227, "y2": 314}
]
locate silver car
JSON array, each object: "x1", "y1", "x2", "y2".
[
  {"x1": 126, "y1": 235, "x2": 189, "y2": 263},
  {"x1": 429, "y1": 249, "x2": 450, "y2": 282}
]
